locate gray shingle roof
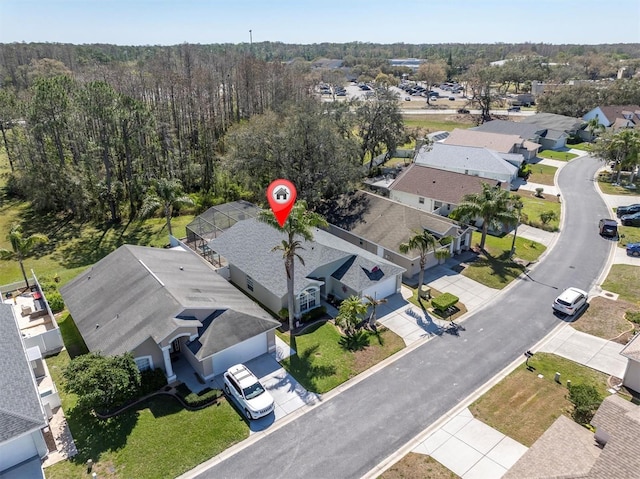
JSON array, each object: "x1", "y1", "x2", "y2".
[
  {"x1": 520, "y1": 112, "x2": 585, "y2": 133},
  {"x1": 472, "y1": 119, "x2": 542, "y2": 140},
  {"x1": 0, "y1": 304, "x2": 46, "y2": 444},
  {"x1": 187, "y1": 310, "x2": 279, "y2": 360},
  {"x1": 325, "y1": 190, "x2": 463, "y2": 252},
  {"x1": 620, "y1": 332, "x2": 640, "y2": 361},
  {"x1": 414, "y1": 143, "x2": 518, "y2": 178},
  {"x1": 209, "y1": 219, "x2": 404, "y2": 298},
  {"x1": 443, "y1": 128, "x2": 526, "y2": 154},
  {"x1": 60, "y1": 245, "x2": 272, "y2": 356}
]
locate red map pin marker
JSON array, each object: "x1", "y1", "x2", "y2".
[{"x1": 267, "y1": 179, "x2": 297, "y2": 227}]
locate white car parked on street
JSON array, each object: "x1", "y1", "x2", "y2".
[
  {"x1": 552, "y1": 287, "x2": 588, "y2": 316},
  {"x1": 223, "y1": 364, "x2": 275, "y2": 420}
]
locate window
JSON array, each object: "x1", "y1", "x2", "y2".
[
  {"x1": 247, "y1": 275, "x2": 254, "y2": 291},
  {"x1": 299, "y1": 287, "x2": 318, "y2": 313},
  {"x1": 433, "y1": 201, "x2": 442, "y2": 212},
  {"x1": 135, "y1": 356, "x2": 152, "y2": 372},
  {"x1": 418, "y1": 197, "x2": 425, "y2": 204}
]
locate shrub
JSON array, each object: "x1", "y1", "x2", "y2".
[
  {"x1": 439, "y1": 236, "x2": 453, "y2": 246},
  {"x1": 301, "y1": 306, "x2": 327, "y2": 323},
  {"x1": 431, "y1": 292, "x2": 459, "y2": 312},
  {"x1": 139, "y1": 368, "x2": 168, "y2": 395},
  {"x1": 46, "y1": 291, "x2": 65, "y2": 313},
  {"x1": 435, "y1": 249, "x2": 450, "y2": 262},
  {"x1": 518, "y1": 164, "x2": 531, "y2": 178},
  {"x1": 568, "y1": 383, "x2": 602, "y2": 425},
  {"x1": 539, "y1": 210, "x2": 558, "y2": 225},
  {"x1": 175, "y1": 384, "x2": 219, "y2": 408},
  {"x1": 534, "y1": 187, "x2": 544, "y2": 198},
  {"x1": 277, "y1": 308, "x2": 289, "y2": 321},
  {"x1": 626, "y1": 311, "x2": 640, "y2": 324}
]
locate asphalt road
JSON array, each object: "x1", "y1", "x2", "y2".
[{"x1": 189, "y1": 155, "x2": 611, "y2": 479}]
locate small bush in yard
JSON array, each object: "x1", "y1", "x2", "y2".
[
  {"x1": 301, "y1": 306, "x2": 326, "y2": 323},
  {"x1": 431, "y1": 293, "x2": 459, "y2": 313},
  {"x1": 568, "y1": 383, "x2": 602, "y2": 424},
  {"x1": 46, "y1": 291, "x2": 65, "y2": 313},
  {"x1": 140, "y1": 368, "x2": 168, "y2": 395},
  {"x1": 175, "y1": 384, "x2": 219, "y2": 407}
]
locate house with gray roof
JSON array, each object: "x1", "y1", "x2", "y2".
[
  {"x1": 473, "y1": 117, "x2": 575, "y2": 151},
  {"x1": 443, "y1": 128, "x2": 540, "y2": 161},
  {"x1": 505, "y1": 395, "x2": 640, "y2": 479},
  {"x1": 208, "y1": 218, "x2": 405, "y2": 319},
  {"x1": 0, "y1": 304, "x2": 48, "y2": 478},
  {"x1": 520, "y1": 112, "x2": 586, "y2": 148},
  {"x1": 60, "y1": 245, "x2": 279, "y2": 382},
  {"x1": 413, "y1": 143, "x2": 519, "y2": 189},
  {"x1": 325, "y1": 191, "x2": 472, "y2": 280},
  {"x1": 389, "y1": 163, "x2": 510, "y2": 217}
]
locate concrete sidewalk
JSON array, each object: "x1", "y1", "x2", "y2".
[
  {"x1": 515, "y1": 224, "x2": 558, "y2": 249},
  {"x1": 539, "y1": 326, "x2": 628, "y2": 378},
  {"x1": 411, "y1": 408, "x2": 528, "y2": 479}
]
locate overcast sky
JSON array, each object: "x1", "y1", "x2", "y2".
[{"x1": 1, "y1": 0, "x2": 639, "y2": 46}]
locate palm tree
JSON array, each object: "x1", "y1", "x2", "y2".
[
  {"x1": 0, "y1": 225, "x2": 49, "y2": 288},
  {"x1": 364, "y1": 294, "x2": 388, "y2": 328},
  {"x1": 399, "y1": 230, "x2": 438, "y2": 294},
  {"x1": 452, "y1": 183, "x2": 519, "y2": 251},
  {"x1": 335, "y1": 295, "x2": 368, "y2": 336},
  {"x1": 258, "y1": 200, "x2": 328, "y2": 333},
  {"x1": 139, "y1": 178, "x2": 194, "y2": 237},
  {"x1": 509, "y1": 194, "x2": 523, "y2": 258},
  {"x1": 586, "y1": 116, "x2": 604, "y2": 142},
  {"x1": 609, "y1": 129, "x2": 640, "y2": 184}
]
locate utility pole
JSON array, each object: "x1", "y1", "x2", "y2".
[{"x1": 249, "y1": 29, "x2": 252, "y2": 46}]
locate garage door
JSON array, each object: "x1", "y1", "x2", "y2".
[
  {"x1": 211, "y1": 333, "x2": 267, "y2": 376},
  {"x1": 362, "y1": 275, "x2": 398, "y2": 300}
]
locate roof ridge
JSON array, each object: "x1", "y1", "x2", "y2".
[{"x1": 0, "y1": 406, "x2": 44, "y2": 429}]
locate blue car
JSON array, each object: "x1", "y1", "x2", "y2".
[{"x1": 627, "y1": 243, "x2": 640, "y2": 257}]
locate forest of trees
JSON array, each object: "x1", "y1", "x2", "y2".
[{"x1": 0, "y1": 41, "x2": 639, "y2": 225}]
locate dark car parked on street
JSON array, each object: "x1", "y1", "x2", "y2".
[
  {"x1": 599, "y1": 218, "x2": 618, "y2": 237},
  {"x1": 616, "y1": 204, "x2": 640, "y2": 217},
  {"x1": 621, "y1": 212, "x2": 640, "y2": 226}
]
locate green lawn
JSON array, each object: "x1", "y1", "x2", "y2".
[
  {"x1": 45, "y1": 314, "x2": 249, "y2": 479},
  {"x1": 386, "y1": 157, "x2": 413, "y2": 167},
  {"x1": 0, "y1": 206, "x2": 194, "y2": 287},
  {"x1": 469, "y1": 353, "x2": 616, "y2": 447},
  {"x1": 602, "y1": 265, "x2": 640, "y2": 304},
  {"x1": 597, "y1": 171, "x2": 640, "y2": 196},
  {"x1": 518, "y1": 195, "x2": 561, "y2": 231},
  {"x1": 279, "y1": 321, "x2": 404, "y2": 393},
  {"x1": 618, "y1": 225, "x2": 640, "y2": 247},
  {"x1": 567, "y1": 142, "x2": 592, "y2": 152},
  {"x1": 403, "y1": 116, "x2": 472, "y2": 132},
  {"x1": 526, "y1": 164, "x2": 557, "y2": 186},
  {"x1": 462, "y1": 232, "x2": 546, "y2": 289},
  {"x1": 537, "y1": 150, "x2": 578, "y2": 161}
]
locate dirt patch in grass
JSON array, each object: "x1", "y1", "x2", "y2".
[
  {"x1": 352, "y1": 326, "x2": 405, "y2": 373},
  {"x1": 380, "y1": 453, "x2": 459, "y2": 479},
  {"x1": 572, "y1": 296, "x2": 638, "y2": 344}
]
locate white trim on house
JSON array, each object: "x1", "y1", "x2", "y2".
[{"x1": 298, "y1": 286, "x2": 320, "y2": 314}]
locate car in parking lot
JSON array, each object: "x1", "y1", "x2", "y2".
[
  {"x1": 627, "y1": 243, "x2": 640, "y2": 257},
  {"x1": 621, "y1": 212, "x2": 640, "y2": 226},
  {"x1": 507, "y1": 106, "x2": 521, "y2": 112},
  {"x1": 223, "y1": 363, "x2": 275, "y2": 420},
  {"x1": 553, "y1": 287, "x2": 588, "y2": 316},
  {"x1": 616, "y1": 204, "x2": 640, "y2": 217},
  {"x1": 457, "y1": 108, "x2": 470, "y2": 114},
  {"x1": 448, "y1": 96, "x2": 455, "y2": 101}
]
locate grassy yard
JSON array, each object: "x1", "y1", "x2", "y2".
[
  {"x1": 381, "y1": 454, "x2": 459, "y2": 479},
  {"x1": 45, "y1": 314, "x2": 249, "y2": 479},
  {"x1": 601, "y1": 264, "x2": 640, "y2": 304},
  {"x1": 0, "y1": 201, "x2": 194, "y2": 286},
  {"x1": 518, "y1": 194, "x2": 561, "y2": 231},
  {"x1": 278, "y1": 321, "x2": 404, "y2": 393},
  {"x1": 462, "y1": 232, "x2": 546, "y2": 289},
  {"x1": 597, "y1": 171, "x2": 640, "y2": 196},
  {"x1": 403, "y1": 116, "x2": 473, "y2": 132},
  {"x1": 525, "y1": 163, "x2": 557, "y2": 186},
  {"x1": 469, "y1": 353, "x2": 613, "y2": 447},
  {"x1": 386, "y1": 157, "x2": 413, "y2": 167},
  {"x1": 567, "y1": 142, "x2": 592, "y2": 151},
  {"x1": 405, "y1": 287, "x2": 468, "y2": 322},
  {"x1": 618, "y1": 225, "x2": 640, "y2": 247},
  {"x1": 537, "y1": 150, "x2": 578, "y2": 161},
  {"x1": 572, "y1": 296, "x2": 638, "y2": 344}
]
